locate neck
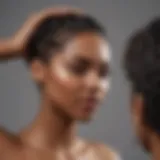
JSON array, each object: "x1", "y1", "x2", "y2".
[
  {"x1": 20, "y1": 95, "x2": 77, "y2": 150},
  {"x1": 149, "y1": 133, "x2": 160, "y2": 160}
]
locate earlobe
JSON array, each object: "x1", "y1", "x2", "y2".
[{"x1": 30, "y1": 59, "x2": 45, "y2": 83}]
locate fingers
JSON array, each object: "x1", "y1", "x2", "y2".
[
  {"x1": 13, "y1": 6, "x2": 84, "y2": 53},
  {"x1": 19, "y1": 6, "x2": 84, "y2": 34},
  {"x1": 31, "y1": 6, "x2": 84, "y2": 26},
  {"x1": 38, "y1": 5, "x2": 84, "y2": 16}
]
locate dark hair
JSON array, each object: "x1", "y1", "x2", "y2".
[
  {"x1": 123, "y1": 18, "x2": 160, "y2": 134},
  {"x1": 26, "y1": 13, "x2": 106, "y2": 63}
]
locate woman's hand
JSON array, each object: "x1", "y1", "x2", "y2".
[{"x1": 0, "y1": 6, "x2": 82, "y2": 59}]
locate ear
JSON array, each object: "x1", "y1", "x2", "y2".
[
  {"x1": 30, "y1": 59, "x2": 46, "y2": 84},
  {"x1": 131, "y1": 93, "x2": 144, "y2": 125}
]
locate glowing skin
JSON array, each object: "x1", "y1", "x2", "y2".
[{"x1": 0, "y1": 8, "x2": 120, "y2": 159}]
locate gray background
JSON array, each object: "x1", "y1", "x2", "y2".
[{"x1": 0, "y1": 0, "x2": 159, "y2": 159}]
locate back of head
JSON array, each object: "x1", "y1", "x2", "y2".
[
  {"x1": 123, "y1": 17, "x2": 160, "y2": 134},
  {"x1": 25, "y1": 13, "x2": 106, "y2": 63}
]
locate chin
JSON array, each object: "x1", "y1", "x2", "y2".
[
  {"x1": 76, "y1": 114, "x2": 94, "y2": 123},
  {"x1": 71, "y1": 110, "x2": 95, "y2": 122}
]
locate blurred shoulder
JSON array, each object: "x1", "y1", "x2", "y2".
[{"x1": 90, "y1": 141, "x2": 122, "y2": 160}]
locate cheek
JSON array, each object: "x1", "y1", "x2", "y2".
[
  {"x1": 105, "y1": 77, "x2": 111, "y2": 91},
  {"x1": 100, "y1": 78, "x2": 111, "y2": 95},
  {"x1": 45, "y1": 64, "x2": 80, "y2": 104},
  {"x1": 53, "y1": 65, "x2": 73, "y2": 87},
  {"x1": 52, "y1": 64, "x2": 81, "y2": 89}
]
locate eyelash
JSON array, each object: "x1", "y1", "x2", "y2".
[
  {"x1": 70, "y1": 64, "x2": 87, "y2": 75},
  {"x1": 99, "y1": 68, "x2": 110, "y2": 77}
]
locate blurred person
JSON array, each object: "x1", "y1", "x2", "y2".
[{"x1": 123, "y1": 17, "x2": 160, "y2": 160}]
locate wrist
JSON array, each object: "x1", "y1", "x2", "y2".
[{"x1": 8, "y1": 38, "x2": 21, "y2": 54}]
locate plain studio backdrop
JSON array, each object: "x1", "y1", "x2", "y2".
[{"x1": 0, "y1": 0, "x2": 160, "y2": 159}]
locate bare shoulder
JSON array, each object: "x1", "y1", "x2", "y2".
[
  {"x1": 90, "y1": 142, "x2": 122, "y2": 160},
  {"x1": 71, "y1": 137, "x2": 122, "y2": 160}
]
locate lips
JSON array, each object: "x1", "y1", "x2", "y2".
[{"x1": 83, "y1": 97, "x2": 99, "y2": 111}]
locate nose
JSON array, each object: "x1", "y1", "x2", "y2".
[{"x1": 84, "y1": 71, "x2": 101, "y2": 93}]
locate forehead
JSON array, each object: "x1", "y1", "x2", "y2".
[{"x1": 62, "y1": 32, "x2": 111, "y2": 63}]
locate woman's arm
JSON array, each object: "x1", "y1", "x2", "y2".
[
  {"x1": 0, "y1": 6, "x2": 82, "y2": 60},
  {"x1": 0, "y1": 39, "x2": 20, "y2": 59}
]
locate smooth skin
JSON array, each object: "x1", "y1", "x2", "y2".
[{"x1": 0, "y1": 7, "x2": 121, "y2": 160}]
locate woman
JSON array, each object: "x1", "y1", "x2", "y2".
[
  {"x1": 0, "y1": 7, "x2": 120, "y2": 160},
  {"x1": 123, "y1": 18, "x2": 160, "y2": 160}
]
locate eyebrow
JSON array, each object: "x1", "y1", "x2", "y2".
[
  {"x1": 73, "y1": 54, "x2": 109, "y2": 64},
  {"x1": 75, "y1": 57, "x2": 92, "y2": 65}
]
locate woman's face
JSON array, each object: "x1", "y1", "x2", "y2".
[{"x1": 33, "y1": 32, "x2": 111, "y2": 121}]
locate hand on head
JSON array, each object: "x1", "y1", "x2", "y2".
[{"x1": 0, "y1": 6, "x2": 83, "y2": 57}]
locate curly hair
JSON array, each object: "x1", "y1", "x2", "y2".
[{"x1": 123, "y1": 18, "x2": 160, "y2": 134}]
